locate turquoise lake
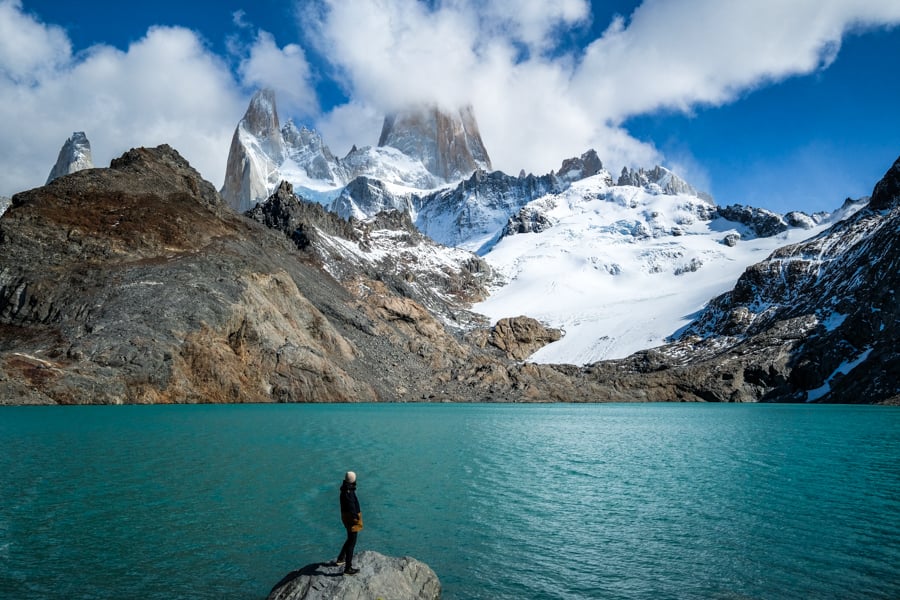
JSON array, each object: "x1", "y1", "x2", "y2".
[{"x1": 1, "y1": 403, "x2": 899, "y2": 599}]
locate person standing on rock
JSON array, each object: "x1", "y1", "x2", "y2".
[{"x1": 335, "y1": 470, "x2": 363, "y2": 575}]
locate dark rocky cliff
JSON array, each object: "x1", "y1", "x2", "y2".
[{"x1": 0, "y1": 145, "x2": 578, "y2": 404}]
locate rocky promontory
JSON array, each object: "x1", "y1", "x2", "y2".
[{"x1": 268, "y1": 551, "x2": 440, "y2": 600}]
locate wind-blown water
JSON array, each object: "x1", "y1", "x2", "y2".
[{"x1": 1, "y1": 403, "x2": 898, "y2": 599}]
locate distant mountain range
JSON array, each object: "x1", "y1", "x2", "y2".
[{"x1": 1, "y1": 89, "x2": 897, "y2": 404}]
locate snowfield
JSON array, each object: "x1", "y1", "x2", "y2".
[{"x1": 473, "y1": 175, "x2": 838, "y2": 364}]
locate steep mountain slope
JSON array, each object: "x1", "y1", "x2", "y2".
[
  {"x1": 672, "y1": 156, "x2": 900, "y2": 403},
  {"x1": 575, "y1": 155, "x2": 900, "y2": 404},
  {"x1": 45, "y1": 131, "x2": 93, "y2": 184},
  {"x1": 246, "y1": 181, "x2": 498, "y2": 329}
]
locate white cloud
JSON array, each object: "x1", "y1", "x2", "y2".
[
  {"x1": 0, "y1": 2, "x2": 246, "y2": 196},
  {"x1": 238, "y1": 31, "x2": 318, "y2": 118},
  {"x1": 306, "y1": 0, "x2": 900, "y2": 180},
  {"x1": 315, "y1": 100, "x2": 384, "y2": 156},
  {"x1": 572, "y1": 0, "x2": 900, "y2": 120},
  {"x1": 0, "y1": 0, "x2": 70, "y2": 83}
]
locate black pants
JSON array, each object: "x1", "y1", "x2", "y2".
[{"x1": 338, "y1": 529, "x2": 357, "y2": 567}]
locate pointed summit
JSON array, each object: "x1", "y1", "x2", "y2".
[
  {"x1": 221, "y1": 89, "x2": 286, "y2": 212},
  {"x1": 240, "y1": 88, "x2": 284, "y2": 163},
  {"x1": 378, "y1": 104, "x2": 492, "y2": 182},
  {"x1": 46, "y1": 132, "x2": 93, "y2": 184}
]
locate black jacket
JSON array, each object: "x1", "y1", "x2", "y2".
[{"x1": 340, "y1": 481, "x2": 362, "y2": 531}]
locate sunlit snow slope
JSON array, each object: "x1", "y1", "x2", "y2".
[{"x1": 474, "y1": 175, "x2": 836, "y2": 364}]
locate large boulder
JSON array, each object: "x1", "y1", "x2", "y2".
[
  {"x1": 488, "y1": 316, "x2": 562, "y2": 360},
  {"x1": 268, "y1": 551, "x2": 441, "y2": 600}
]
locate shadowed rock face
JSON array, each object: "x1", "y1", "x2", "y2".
[
  {"x1": 378, "y1": 104, "x2": 492, "y2": 181},
  {"x1": 268, "y1": 551, "x2": 441, "y2": 600}
]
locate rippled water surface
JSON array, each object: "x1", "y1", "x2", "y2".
[{"x1": 1, "y1": 403, "x2": 899, "y2": 599}]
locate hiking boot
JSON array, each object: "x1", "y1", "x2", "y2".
[
  {"x1": 343, "y1": 567, "x2": 360, "y2": 575},
  {"x1": 333, "y1": 559, "x2": 345, "y2": 566}
]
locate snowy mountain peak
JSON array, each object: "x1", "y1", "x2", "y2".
[
  {"x1": 618, "y1": 165, "x2": 710, "y2": 201},
  {"x1": 46, "y1": 131, "x2": 94, "y2": 184},
  {"x1": 221, "y1": 90, "x2": 453, "y2": 212},
  {"x1": 378, "y1": 104, "x2": 492, "y2": 182}
]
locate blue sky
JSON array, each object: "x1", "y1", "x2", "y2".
[{"x1": 4, "y1": 0, "x2": 900, "y2": 214}]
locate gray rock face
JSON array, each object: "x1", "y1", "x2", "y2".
[
  {"x1": 557, "y1": 149, "x2": 607, "y2": 182},
  {"x1": 268, "y1": 551, "x2": 441, "y2": 600},
  {"x1": 46, "y1": 131, "x2": 93, "y2": 184},
  {"x1": 331, "y1": 176, "x2": 418, "y2": 221},
  {"x1": 717, "y1": 204, "x2": 788, "y2": 238},
  {"x1": 378, "y1": 104, "x2": 492, "y2": 181},
  {"x1": 617, "y1": 165, "x2": 710, "y2": 200},
  {"x1": 503, "y1": 205, "x2": 555, "y2": 236}
]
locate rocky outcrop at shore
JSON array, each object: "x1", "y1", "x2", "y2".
[{"x1": 268, "y1": 551, "x2": 440, "y2": 600}]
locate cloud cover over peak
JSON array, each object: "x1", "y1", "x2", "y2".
[
  {"x1": 1, "y1": 0, "x2": 898, "y2": 205},
  {"x1": 308, "y1": 0, "x2": 900, "y2": 181}
]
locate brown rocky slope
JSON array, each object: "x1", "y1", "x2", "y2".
[{"x1": 0, "y1": 145, "x2": 583, "y2": 404}]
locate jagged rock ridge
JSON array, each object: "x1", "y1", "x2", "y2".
[
  {"x1": 46, "y1": 131, "x2": 94, "y2": 184},
  {"x1": 617, "y1": 165, "x2": 710, "y2": 201},
  {"x1": 246, "y1": 180, "x2": 497, "y2": 329}
]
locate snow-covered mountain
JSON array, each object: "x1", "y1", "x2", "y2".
[
  {"x1": 46, "y1": 131, "x2": 93, "y2": 184},
  {"x1": 221, "y1": 90, "x2": 488, "y2": 212},
  {"x1": 472, "y1": 174, "x2": 853, "y2": 364},
  {"x1": 220, "y1": 88, "x2": 855, "y2": 367}
]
